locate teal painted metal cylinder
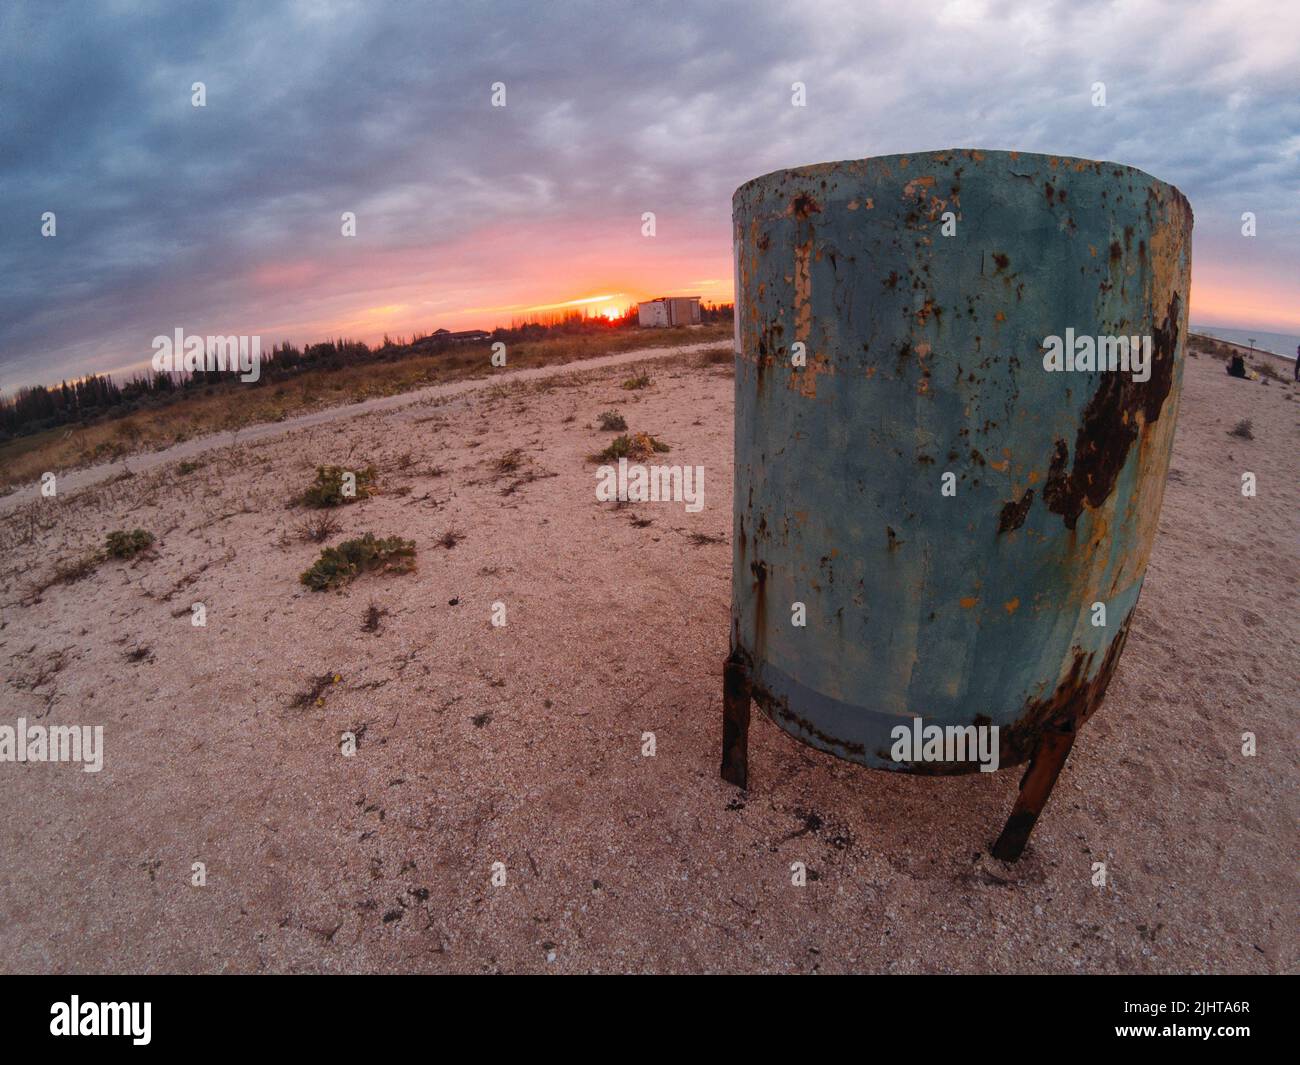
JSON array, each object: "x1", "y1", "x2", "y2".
[{"x1": 731, "y1": 149, "x2": 1192, "y2": 773}]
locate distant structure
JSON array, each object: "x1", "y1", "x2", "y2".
[
  {"x1": 432, "y1": 328, "x2": 492, "y2": 343},
  {"x1": 637, "y1": 296, "x2": 701, "y2": 328}
]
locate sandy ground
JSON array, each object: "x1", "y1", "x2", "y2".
[
  {"x1": 0, "y1": 345, "x2": 1295, "y2": 974},
  {"x1": 0, "y1": 339, "x2": 726, "y2": 512}
]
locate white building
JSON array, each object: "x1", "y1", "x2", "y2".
[{"x1": 637, "y1": 296, "x2": 701, "y2": 327}]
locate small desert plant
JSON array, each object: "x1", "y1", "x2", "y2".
[
  {"x1": 698, "y1": 345, "x2": 733, "y2": 366},
  {"x1": 1256, "y1": 361, "x2": 1284, "y2": 382},
  {"x1": 294, "y1": 511, "x2": 342, "y2": 543},
  {"x1": 26, "y1": 528, "x2": 156, "y2": 601},
  {"x1": 301, "y1": 464, "x2": 377, "y2": 507},
  {"x1": 1227, "y1": 418, "x2": 1254, "y2": 440},
  {"x1": 27, "y1": 529, "x2": 155, "y2": 600},
  {"x1": 50, "y1": 554, "x2": 101, "y2": 586},
  {"x1": 438, "y1": 528, "x2": 466, "y2": 549},
  {"x1": 292, "y1": 672, "x2": 341, "y2": 708},
  {"x1": 593, "y1": 432, "x2": 671, "y2": 463},
  {"x1": 105, "y1": 529, "x2": 155, "y2": 559},
  {"x1": 361, "y1": 602, "x2": 387, "y2": 632},
  {"x1": 177, "y1": 459, "x2": 203, "y2": 475},
  {"x1": 487, "y1": 446, "x2": 555, "y2": 496},
  {"x1": 493, "y1": 449, "x2": 524, "y2": 475},
  {"x1": 300, "y1": 533, "x2": 416, "y2": 591},
  {"x1": 598, "y1": 410, "x2": 628, "y2": 431},
  {"x1": 621, "y1": 369, "x2": 652, "y2": 390}
]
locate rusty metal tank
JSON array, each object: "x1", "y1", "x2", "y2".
[{"x1": 723, "y1": 150, "x2": 1192, "y2": 858}]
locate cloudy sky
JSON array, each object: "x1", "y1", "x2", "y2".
[{"x1": 2, "y1": 0, "x2": 1297, "y2": 390}]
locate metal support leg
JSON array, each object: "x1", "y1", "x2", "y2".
[
  {"x1": 721, "y1": 655, "x2": 752, "y2": 788},
  {"x1": 991, "y1": 726, "x2": 1077, "y2": 862}
]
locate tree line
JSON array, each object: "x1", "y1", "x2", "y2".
[{"x1": 0, "y1": 303, "x2": 733, "y2": 441}]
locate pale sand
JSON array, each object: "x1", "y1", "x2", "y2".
[
  {"x1": 0, "y1": 346, "x2": 1295, "y2": 973},
  {"x1": 0, "y1": 339, "x2": 726, "y2": 514}
]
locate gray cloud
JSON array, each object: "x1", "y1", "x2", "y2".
[{"x1": 2, "y1": 0, "x2": 1296, "y2": 389}]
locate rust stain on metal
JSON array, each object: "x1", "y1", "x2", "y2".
[
  {"x1": 997, "y1": 609, "x2": 1135, "y2": 766},
  {"x1": 997, "y1": 488, "x2": 1035, "y2": 533},
  {"x1": 750, "y1": 557, "x2": 768, "y2": 657},
  {"x1": 1043, "y1": 293, "x2": 1181, "y2": 530},
  {"x1": 756, "y1": 686, "x2": 870, "y2": 762},
  {"x1": 789, "y1": 192, "x2": 821, "y2": 219},
  {"x1": 903, "y1": 174, "x2": 936, "y2": 199},
  {"x1": 789, "y1": 234, "x2": 829, "y2": 397}
]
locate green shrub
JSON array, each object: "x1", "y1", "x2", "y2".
[
  {"x1": 597, "y1": 410, "x2": 627, "y2": 431},
  {"x1": 300, "y1": 533, "x2": 416, "y2": 591},
  {"x1": 105, "y1": 529, "x2": 154, "y2": 559}
]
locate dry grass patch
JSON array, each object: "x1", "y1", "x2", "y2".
[
  {"x1": 621, "y1": 368, "x2": 652, "y2": 390},
  {"x1": 24, "y1": 528, "x2": 155, "y2": 603},
  {"x1": 294, "y1": 511, "x2": 343, "y2": 543},
  {"x1": 592, "y1": 432, "x2": 671, "y2": 463}
]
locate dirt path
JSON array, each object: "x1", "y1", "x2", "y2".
[{"x1": 0, "y1": 340, "x2": 723, "y2": 515}]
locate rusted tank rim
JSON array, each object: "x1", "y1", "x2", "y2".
[{"x1": 733, "y1": 148, "x2": 1192, "y2": 221}]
